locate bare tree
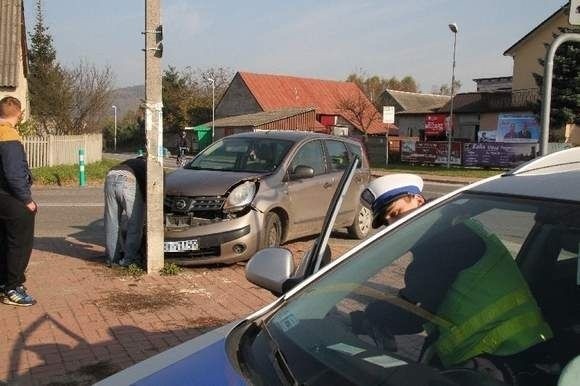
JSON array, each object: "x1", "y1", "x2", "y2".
[{"x1": 337, "y1": 92, "x2": 383, "y2": 138}]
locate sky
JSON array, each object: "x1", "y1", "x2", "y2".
[{"x1": 24, "y1": 0, "x2": 563, "y2": 92}]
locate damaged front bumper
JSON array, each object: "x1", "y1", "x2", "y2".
[{"x1": 164, "y1": 198, "x2": 264, "y2": 265}]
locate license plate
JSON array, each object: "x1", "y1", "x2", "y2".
[{"x1": 164, "y1": 239, "x2": 199, "y2": 253}]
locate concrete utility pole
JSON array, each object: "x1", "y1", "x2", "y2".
[{"x1": 144, "y1": 0, "x2": 164, "y2": 273}]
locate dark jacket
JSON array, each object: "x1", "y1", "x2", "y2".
[
  {"x1": 0, "y1": 122, "x2": 33, "y2": 204},
  {"x1": 111, "y1": 157, "x2": 146, "y2": 201}
]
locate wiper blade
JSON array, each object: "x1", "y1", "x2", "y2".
[{"x1": 260, "y1": 321, "x2": 302, "y2": 386}]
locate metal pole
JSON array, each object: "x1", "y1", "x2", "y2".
[
  {"x1": 112, "y1": 105, "x2": 117, "y2": 151},
  {"x1": 78, "y1": 149, "x2": 86, "y2": 187},
  {"x1": 145, "y1": 0, "x2": 164, "y2": 273},
  {"x1": 447, "y1": 31, "x2": 457, "y2": 168},
  {"x1": 211, "y1": 80, "x2": 215, "y2": 142},
  {"x1": 540, "y1": 33, "x2": 580, "y2": 156}
]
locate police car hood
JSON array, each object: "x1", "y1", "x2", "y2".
[
  {"x1": 165, "y1": 169, "x2": 263, "y2": 197},
  {"x1": 94, "y1": 323, "x2": 246, "y2": 386}
]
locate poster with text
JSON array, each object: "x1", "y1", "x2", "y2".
[
  {"x1": 496, "y1": 113, "x2": 540, "y2": 143},
  {"x1": 463, "y1": 142, "x2": 538, "y2": 168},
  {"x1": 401, "y1": 140, "x2": 461, "y2": 165}
]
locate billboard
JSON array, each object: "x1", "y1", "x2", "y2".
[
  {"x1": 496, "y1": 113, "x2": 540, "y2": 143},
  {"x1": 463, "y1": 142, "x2": 538, "y2": 168},
  {"x1": 401, "y1": 140, "x2": 461, "y2": 165},
  {"x1": 424, "y1": 114, "x2": 447, "y2": 136}
]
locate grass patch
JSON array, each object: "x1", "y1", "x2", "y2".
[
  {"x1": 376, "y1": 163, "x2": 503, "y2": 179},
  {"x1": 122, "y1": 263, "x2": 146, "y2": 279},
  {"x1": 32, "y1": 158, "x2": 121, "y2": 186},
  {"x1": 160, "y1": 262, "x2": 182, "y2": 276}
]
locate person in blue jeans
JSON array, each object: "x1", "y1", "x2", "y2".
[{"x1": 104, "y1": 157, "x2": 146, "y2": 267}]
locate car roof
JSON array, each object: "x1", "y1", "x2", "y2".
[
  {"x1": 469, "y1": 147, "x2": 580, "y2": 203},
  {"x1": 226, "y1": 130, "x2": 360, "y2": 144}
]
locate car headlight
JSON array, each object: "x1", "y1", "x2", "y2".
[{"x1": 223, "y1": 181, "x2": 257, "y2": 212}]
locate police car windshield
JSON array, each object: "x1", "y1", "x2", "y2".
[
  {"x1": 188, "y1": 138, "x2": 293, "y2": 172},
  {"x1": 250, "y1": 193, "x2": 580, "y2": 385}
]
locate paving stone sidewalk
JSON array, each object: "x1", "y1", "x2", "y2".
[
  {"x1": 1, "y1": 236, "x2": 351, "y2": 386},
  {"x1": 0, "y1": 238, "x2": 277, "y2": 386}
]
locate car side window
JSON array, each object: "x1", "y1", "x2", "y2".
[
  {"x1": 290, "y1": 140, "x2": 326, "y2": 176},
  {"x1": 325, "y1": 140, "x2": 349, "y2": 171}
]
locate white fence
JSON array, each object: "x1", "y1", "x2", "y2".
[{"x1": 22, "y1": 134, "x2": 103, "y2": 169}]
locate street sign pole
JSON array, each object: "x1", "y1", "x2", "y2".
[
  {"x1": 144, "y1": 0, "x2": 164, "y2": 273},
  {"x1": 383, "y1": 106, "x2": 395, "y2": 167},
  {"x1": 540, "y1": 33, "x2": 580, "y2": 155}
]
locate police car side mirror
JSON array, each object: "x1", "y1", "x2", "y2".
[{"x1": 245, "y1": 248, "x2": 295, "y2": 296}]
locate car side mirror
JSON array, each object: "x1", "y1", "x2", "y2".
[
  {"x1": 245, "y1": 248, "x2": 295, "y2": 296},
  {"x1": 290, "y1": 165, "x2": 314, "y2": 180}
]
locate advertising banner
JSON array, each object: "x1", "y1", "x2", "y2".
[
  {"x1": 463, "y1": 142, "x2": 538, "y2": 168},
  {"x1": 496, "y1": 113, "x2": 540, "y2": 143},
  {"x1": 424, "y1": 114, "x2": 447, "y2": 136},
  {"x1": 401, "y1": 140, "x2": 461, "y2": 165},
  {"x1": 478, "y1": 130, "x2": 497, "y2": 142}
]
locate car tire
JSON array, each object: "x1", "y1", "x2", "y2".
[
  {"x1": 348, "y1": 204, "x2": 371, "y2": 240},
  {"x1": 261, "y1": 212, "x2": 282, "y2": 249}
]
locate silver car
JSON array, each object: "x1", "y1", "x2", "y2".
[{"x1": 163, "y1": 131, "x2": 372, "y2": 265}]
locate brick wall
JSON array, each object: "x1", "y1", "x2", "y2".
[{"x1": 215, "y1": 74, "x2": 262, "y2": 118}]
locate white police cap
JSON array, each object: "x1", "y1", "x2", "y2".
[{"x1": 360, "y1": 174, "x2": 424, "y2": 228}]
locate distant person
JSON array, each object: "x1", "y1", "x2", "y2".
[
  {"x1": 175, "y1": 131, "x2": 190, "y2": 167},
  {"x1": 518, "y1": 123, "x2": 532, "y2": 139},
  {"x1": 0, "y1": 97, "x2": 37, "y2": 306},
  {"x1": 504, "y1": 123, "x2": 518, "y2": 139},
  {"x1": 104, "y1": 157, "x2": 146, "y2": 267}
]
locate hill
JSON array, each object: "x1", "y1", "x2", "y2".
[{"x1": 110, "y1": 85, "x2": 145, "y2": 119}]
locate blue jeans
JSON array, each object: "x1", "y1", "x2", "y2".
[{"x1": 104, "y1": 171, "x2": 144, "y2": 264}]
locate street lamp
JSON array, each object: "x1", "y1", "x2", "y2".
[
  {"x1": 207, "y1": 77, "x2": 215, "y2": 141},
  {"x1": 446, "y1": 22, "x2": 458, "y2": 169},
  {"x1": 111, "y1": 105, "x2": 117, "y2": 152}
]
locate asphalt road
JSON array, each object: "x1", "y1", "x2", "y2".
[{"x1": 32, "y1": 182, "x2": 460, "y2": 251}]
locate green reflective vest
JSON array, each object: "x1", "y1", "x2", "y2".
[{"x1": 430, "y1": 220, "x2": 553, "y2": 367}]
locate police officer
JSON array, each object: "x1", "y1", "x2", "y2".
[
  {"x1": 360, "y1": 173, "x2": 426, "y2": 227},
  {"x1": 359, "y1": 174, "x2": 553, "y2": 384}
]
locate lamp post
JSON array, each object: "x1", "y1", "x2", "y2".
[
  {"x1": 446, "y1": 22, "x2": 458, "y2": 168},
  {"x1": 207, "y1": 77, "x2": 215, "y2": 141},
  {"x1": 111, "y1": 105, "x2": 117, "y2": 152}
]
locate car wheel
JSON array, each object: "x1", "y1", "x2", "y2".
[
  {"x1": 261, "y1": 212, "x2": 282, "y2": 249},
  {"x1": 348, "y1": 205, "x2": 371, "y2": 239}
]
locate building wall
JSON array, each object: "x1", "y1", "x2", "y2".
[
  {"x1": 480, "y1": 113, "x2": 500, "y2": 131},
  {"x1": 455, "y1": 114, "x2": 479, "y2": 141},
  {"x1": 215, "y1": 74, "x2": 262, "y2": 118},
  {"x1": 396, "y1": 115, "x2": 425, "y2": 137},
  {"x1": 0, "y1": 41, "x2": 28, "y2": 120},
  {"x1": 257, "y1": 110, "x2": 318, "y2": 131},
  {"x1": 510, "y1": 12, "x2": 571, "y2": 91}
]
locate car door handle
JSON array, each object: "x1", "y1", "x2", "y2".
[{"x1": 323, "y1": 182, "x2": 333, "y2": 189}]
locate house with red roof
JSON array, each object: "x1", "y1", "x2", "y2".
[{"x1": 212, "y1": 72, "x2": 397, "y2": 140}]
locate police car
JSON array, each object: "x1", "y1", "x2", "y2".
[{"x1": 97, "y1": 147, "x2": 580, "y2": 386}]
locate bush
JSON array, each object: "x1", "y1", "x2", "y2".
[
  {"x1": 32, "y1": 158, "x2": 120, "y2": 185},
  {"x1": 160, "y1": 262, "x2": 182, "y2": 276}
]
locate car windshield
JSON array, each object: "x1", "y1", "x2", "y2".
[
  {"x1": 256, "y1": 192, "x2": 580, "y2": 385},
  {"x1": 187, "y1": 137, "x2": 293, "y2": 172}
]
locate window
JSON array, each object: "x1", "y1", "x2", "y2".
[
  {"x1": 244, "y1": 193, "x2": 580, "y2": 385},
  {"x1": 188, "y1": 138, "x2": 292, "y2": 172},
  {"x1": 325, "y1": 140, "x2": 350, "y2": 171},
  {"x1": 290, "y1": 140, "x2": 326, "y2": 176},
  {"x1": 346, "y1": 142, "x2": 364, "y2": 168}
]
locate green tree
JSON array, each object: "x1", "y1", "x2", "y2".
[
  {"x1": 533, "y1": 27, "x2": 580, "y2": 134},
  {"x1": 162, "y1": 66, "x2": 233, "y2": 132},
  {"x1": 28, "y1": 1, "x2": 113, "y2": 135},
  {"x1": 28, "y1": 0, "x2": 70, "y2": 133}
]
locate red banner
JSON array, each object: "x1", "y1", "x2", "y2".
[{"x1": 425, "y1": 114, "x2": 447, "y2": 136}]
